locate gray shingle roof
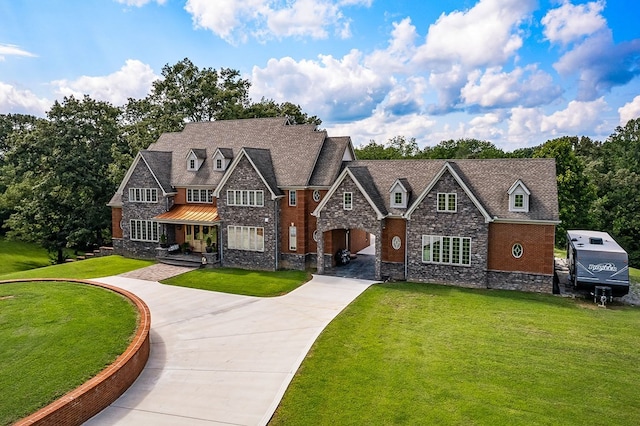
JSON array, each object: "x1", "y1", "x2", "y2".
[
  {"x1": 309, "y1": 136, "x2": 352, "y2": 187},
  {"x1": 147, "y1": 117, "x2": 328, "y2": 188},
  {"x1": 345, "y1": 158, "x2": 559, "y2": 221},
  {"x1": 140, "y1": 151, "x2": 173, "y2": 194},
  {"x1": 348, "y1": 166, "x2": 388, "y2": 217},
  {"x1": 243, "y1": 147, "x2": 283, "y2": 197}
]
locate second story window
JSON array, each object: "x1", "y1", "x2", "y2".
[
  {"x1": 227, "y1": 190, "x2": 264, "y2": 207},
  {"x1": 289, "y1": 190, "x2": 297, "y2": 206},
  {"x1": 437, "y1": 193, "x2": 457, "y2": 212},
  {"x1": 129, "y1": 188, "x2": 158, "y2": 203},
  {"x1": 187, "y1": 189, "x2": 213, "y2": 203},
  {"x1": 343, "y1": 192, "x2": 353, "y2": 210}
]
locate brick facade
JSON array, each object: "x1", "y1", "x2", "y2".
[{"x1": 488, "y1": 222, "x2": 555, "y2": 275}]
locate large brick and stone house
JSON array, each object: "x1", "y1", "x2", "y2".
[{"x1": 109, "y1": 117, "x2": 560, "y2": 293}]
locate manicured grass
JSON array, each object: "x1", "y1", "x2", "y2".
[
  {"x1": 0, "y1": 281, "x2": 138, "y2": 424},
  {"x1": 161, "y1": 268, "x2": 311, "y2": 297},
  {"x1": 0, "y1": 237, "x2": 50, "y2": 275},
  {"x1": 270, "y1": 283, "x2": 640, "y2": 425},
  {"x1": 0, "y1": 256, "x2": 154, "y2": 280}
]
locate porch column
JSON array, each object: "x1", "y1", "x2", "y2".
[
  {"x1": 375, "y1": 222, "x2": 382, "y2": 280},
  {"x1": 317, "y1": 229, "x2": 325, "y2": 275}
]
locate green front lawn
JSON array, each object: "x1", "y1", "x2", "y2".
[
  {"x1": 270, "y1": 283, "x2": 640, "y2": 425},
  {"x1": 0, "y1": 237, "x2": 50, "y2": 275},
  {"x1": 0, "y1": 281, "x2": 138, "y2": 424},
  {"x1": 0, "y1": 256, "x2": 154, "y2": 280},
  {"x1": 161, "y1": 268, "x2": 311, "y2": 297}
]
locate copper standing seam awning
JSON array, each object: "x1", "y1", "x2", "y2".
[{"x1": 154, "y1": 205, "x2": 220, "y2": 225}]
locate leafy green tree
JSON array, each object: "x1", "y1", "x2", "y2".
[
  {"x1": 592, "y1": 118, "x2": 640, "y2": 264},
  {"x1": 150, "y1": 58, "x2": 251, "y2": 122},
  {"x1": 355, "y1": 136, "x2": 418, "y2": 159},
  {"x1": 533, "y1": 137, "x2": 598, "y2": 246},
  {"x1": 243, "y1": 98, "x2": 321, "y2": 125},
  {"x1": 422, "y1": 138, "x2": 506, "y2": 159},
  {"x1": 2, "y1": 96, "x2": 121, "y2": 262}
]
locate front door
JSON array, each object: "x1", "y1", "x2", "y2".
[{"x1": 185, "y1": 225, "x2": 217, "y2": 253}]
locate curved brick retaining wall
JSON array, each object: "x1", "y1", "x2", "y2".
[{"x1": 0, "y1": 278, "x2": 150, "y2": 426}]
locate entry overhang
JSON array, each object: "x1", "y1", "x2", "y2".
[{"x1": 154, "y1": 205, "x2": 220, "y2": 225}]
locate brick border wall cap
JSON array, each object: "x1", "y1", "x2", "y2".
[{"x1": 0, "y1": 278, "x2": 150, "y2": 426}]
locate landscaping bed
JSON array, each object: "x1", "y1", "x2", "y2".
[{"x1": 0, "y1": 281, "x2": 138, "y2": 424}]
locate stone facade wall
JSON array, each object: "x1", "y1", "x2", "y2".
[
  {"x1": 217, "y1": 156, "x2": 278, "y2": 271},
  {"x1": 487, "y1": 270, "x2": 553, "y2": 293},
  {"x1": 381, "y1": 261, "x2": 405, "y2": 281},
  {"x1": 316, "y1": 175, "x2": 382, "y2": 278},
  {"x1": 117, "y1": 160, "x2": 168, "y2": 259},
  {"x1": 406, "y1": 170, "x2": 489, "y2": 288}
]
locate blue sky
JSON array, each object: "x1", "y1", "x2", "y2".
[{"x1": 1, "y1": 0, "x2": 639, "y2": 150}]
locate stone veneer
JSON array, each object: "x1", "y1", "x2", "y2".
[
  {"x1": 487, "y1": 270, "x2": 553, "y2": 293},
  {"x1": 217, "y1": 156, "x2": 279, "y2": 271},
  {"x1": 406, "y1": 169, "x2": 489, "y2": 288},
  {"x1": 117, "y1": 158, "x2": 168, "y2": 259},
  {"x1": 315, "y1": 175, "x2": 382, "y2": 279}
]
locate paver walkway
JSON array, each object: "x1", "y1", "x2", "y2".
[
  {"x1": 86, "y1": 270, "x2": 374, "y2": 425},
  {"x1": 118, "y1": 263, "x2": 196, "y2": 282}
]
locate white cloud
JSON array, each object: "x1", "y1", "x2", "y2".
[
  {"x1": 0, "y1": 43, "x2": 36, "y2": 61},
  {"x1": 508, "y1": 98, "x2": 609, "y2": 143},
  {"x1": 328, "y1": 109, "x2": 436, "y2": 146},
  {"x1": 413, "y1": 0, "x2": 536, "y2": 69},
  {"x1": 115, "y1": 0, "x2": 166, "y2": 6},
  {"x1": 52, "y1": 59, "x2": 158, "y2": 106},
  {"x1": 184, "y1": 0, "x2": 370, "y2": 44},
  {"x1": 461, "y1": 65, "x2": 562, "y2": 108},
  {"x1": 0, "y1": 82, "x2": 50, "y2": 116},
  {"x1": 364, "y1": 18, "x2": 418, "y2": 74},
  {"x1": 619, "y1": 95, "x2": 640, "y2": 126},
  {"x1": 250, "y1": 50, "x2": 393, "y2": 121},
  {"x1": 542, "y1": 0, "x2": 606, "y2": 45}
]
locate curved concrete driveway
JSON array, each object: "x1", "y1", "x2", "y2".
[{"x1": 86, "y1": 272, "x2": 374, "y2": 425}]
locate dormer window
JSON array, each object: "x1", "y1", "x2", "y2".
[
  {"x1": 186, "y1": 149, "x2": 206, "y2": 172},
  {"x1": 389, "y1": 178, "x2": 410, "y2": 209},
  {"x1": 212, "y1": 148, "x2": 233, "y2": 171},
  {"x1": 508, "y1": 179, "x2": 530, "y2": 212}
]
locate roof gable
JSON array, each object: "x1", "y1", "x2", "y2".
[
  {"x1": 213, "y1": 147, "x2": 283, "y2": 200},
  {"x1": 508, "y1": 179, "x2": 531, "y2": 195},
  {"x1": 109, "y1": 151, "x2": 173, "y2": 207},
  {"x1": 312, "y1": 166, "x2": 387, "y2": 220},
  {"x1": 405, "y1": 162, "x2": 492, "y2": 222}
]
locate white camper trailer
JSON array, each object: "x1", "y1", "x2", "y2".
[{"x1": 566, "y1": 230, "x2": 630, "y2": 297}]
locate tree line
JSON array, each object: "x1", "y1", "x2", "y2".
[
  {"x1": 0, "y1": 58, "x2": 319, "y2": 263},
  {"x1": 356, "y1": 123, "x2": 640, "y2": 265},
  {"x1": 0, "y1": 57, "x2": 638, "y2": 265}
]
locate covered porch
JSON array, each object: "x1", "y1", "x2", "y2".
[{"x1": 154, "y1": 205, "x2": 222, "y2": 267}]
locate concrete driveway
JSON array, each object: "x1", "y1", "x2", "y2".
[{"x1": 86, "y1": 272, "x2": 374, "y2": 425}]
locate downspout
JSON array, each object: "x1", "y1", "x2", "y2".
[
  {"x1": 404, "y1": 218, "x2": 408, "y2": 280},
  {"x1": 274, "y1": 198, "x2": 279, "y2": 270}
]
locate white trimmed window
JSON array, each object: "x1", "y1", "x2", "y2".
[
  {"x1": 289, "y1": 226, "x2": 297, "y2": 251},
  {"x1": 129, "y1": 188, "x2": 158, "y2": 203},
  {"x1": 227, "y1": 226, "x2": 264, "y2": 251},
  {"x1": 187, "y1": 189, "x2": 213, "y2": 203},
  {"x1": 130, "y1": 220, "x2": 160, "y2": 242},
  {"x1": 289, "y1": 190, "x2": 297, "y2": 206},
  {"x1": 437, "y1": 193, "x2": 457, "y2": 212},
  {"x1": 343, "y1": 192, "x2": 353, "y2": 210},
  {"x1": 226, "y1": 190, "x2": 264, "y2": 207},
  {"x1": 422, "y1": 235, "x2": 471, "y2": 266},
  {"x1": 512, "y1": 243, "x2": 523, "y2": 259}
]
